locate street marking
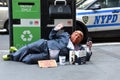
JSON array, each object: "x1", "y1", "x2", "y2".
[
  {"x1": 0, "y1": 29, "x2": 7, "y2": 32},
  {"x1": 0, "y1": 50, "x2": 9, "y2": 53},
  {"x1": 0, "y1": 43, "x2": 120, "y2": 53},
  {"x1": 93, "y1": 42, "x2": 120, "y2": 46},
  {"x1": 82, "y1": 42, "x2": 120, "y2": 47}
]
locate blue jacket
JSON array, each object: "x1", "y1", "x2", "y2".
[{"x1": 47, "y1": 29, "x2": 70, "y2": 50}]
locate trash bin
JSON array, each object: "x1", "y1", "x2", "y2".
[{"x1": 9, "y1": 0, "x2": 41, "y2": 49}]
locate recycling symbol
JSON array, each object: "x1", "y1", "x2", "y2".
[{"x1": 21, "y1": 30, "x2": 33, "y2": 42}]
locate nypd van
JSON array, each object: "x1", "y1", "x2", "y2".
[{"x1": 76, "y1": 0, "x2": 120, "y2": 39}]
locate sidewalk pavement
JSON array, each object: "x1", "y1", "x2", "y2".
[{"x1": 0, "y1": 43, "x2": 120, "y2": 80}]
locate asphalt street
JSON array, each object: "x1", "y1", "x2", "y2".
[{"x1": 0, "y1": 43, "x2": 120, "y2": 80}]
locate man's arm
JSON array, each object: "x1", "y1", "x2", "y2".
[{"x1": 49, "y1": 23, "x2": 64, "y2": 39}]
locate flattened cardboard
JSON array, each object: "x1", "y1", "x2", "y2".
[{"x1": 38, "y1": 60, "x2": 57, "y2": 68}]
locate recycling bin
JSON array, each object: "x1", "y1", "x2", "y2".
[{"x1": 9, "y1": 0, "x2": 41, "y2": 49}]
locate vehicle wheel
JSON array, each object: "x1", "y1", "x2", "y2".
[
  {"x1": 4, "y1": 21, "x2": 9, "y2": 34},
  {"x1": 76, "y1": 21, "x2": 88, "y2": 43}
]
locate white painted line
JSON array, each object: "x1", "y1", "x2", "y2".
[
  {"x1": 0, "y1": 50, "x2": 9, "y2": 53},
  {"x1": 82, "y1": 42, "x2": 120, "y2": 47},
  {"x1": 0, "y1": 29, "x2": 7, "y2": 32},
  {"x1": 0, "y1": 43, "x2": 120, "y2": 53},
  {"x1": 93, "y1": 42, "x2": 120, "y2": 46}
]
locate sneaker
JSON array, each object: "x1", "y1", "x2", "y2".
[
  {"x1": 10, "y1": 46, "x2": 17, "y2": 53},
  {"x1": 2, "y1": 54, "x2": 11, "y2": 61}
]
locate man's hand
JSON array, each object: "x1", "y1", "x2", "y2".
[
  {"x1": 54, "y1": 23, "x2": 64, "y2": 31},
  {"x1": 86, "y1": 41, "x2": 92, "y2": 50}
]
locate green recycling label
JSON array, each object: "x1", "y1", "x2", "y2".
[{"x1": 13, "y1": 26, "x2": 41, "y2": 49}]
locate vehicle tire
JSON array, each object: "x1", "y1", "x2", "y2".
[
  {"x1": 4, "y1": 20, "x2": 9, "y2": 34},
  {"x1": 76, "y1": 21, "x2": 88, "y2": 43}
]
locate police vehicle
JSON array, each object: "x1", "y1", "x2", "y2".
[{"x1": 76, "y1": 0, "x2": 120, "y2": 39}]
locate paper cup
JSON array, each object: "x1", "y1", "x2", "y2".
[{"x1": 59, "y1": 56, "x2": 66, "y2": 65}]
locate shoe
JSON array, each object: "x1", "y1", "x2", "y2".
[
  {"x1": 2, "y1": 54, "x2": 11, "y2": 61},
  {"x1": 10, "y1": 46, "x2": 17, "y2": 53}
]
